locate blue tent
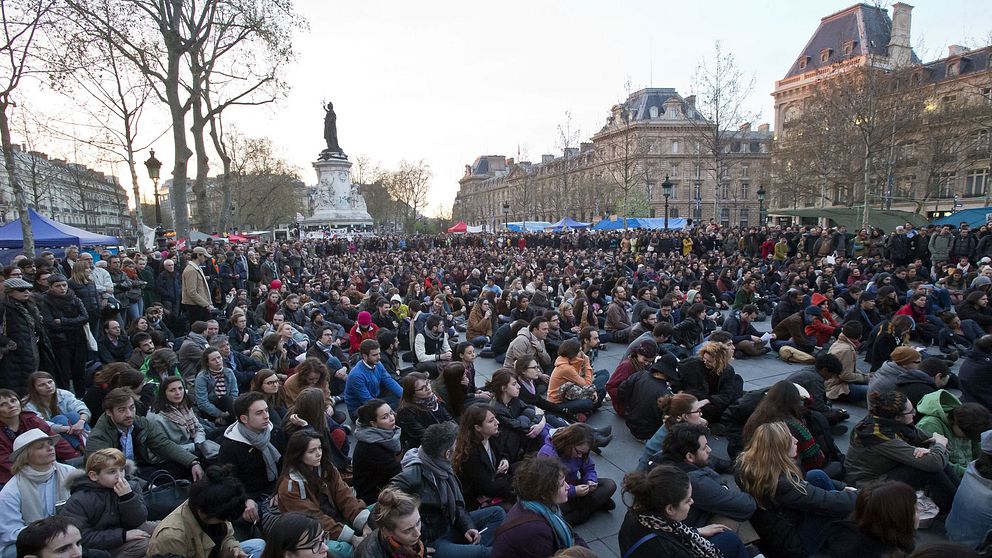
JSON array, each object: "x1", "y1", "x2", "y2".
[
  {"x1": 0, "y1": 208, "x2": 119, "y2": 248},
  {"x1": 506, "y1": 221, "x2": 553, "y2": 232},
  {"x1": 931, "y1": 208, "x2": 992, "y2": 229},
  {"x1": 546, "y1": 217, "x2": 591, "y2": 230},
  {"x1": 592, "y1": 217, "x2": 687, "y2": 230}
]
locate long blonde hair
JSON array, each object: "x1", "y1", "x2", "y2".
[{"x1": 735, "y1": 421, "x2": 804, "y2": 508}]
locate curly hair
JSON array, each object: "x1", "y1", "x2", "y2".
[{"x1": 513, "y1": 456, "x2": 566, "y2": 505}]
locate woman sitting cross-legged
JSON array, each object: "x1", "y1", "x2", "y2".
[
  {"x1": 354, "y1": 487, "x2": 427, "y2": 558},
  {"x1": 21, "y1": 371, "x2": 90, "y2": 450},
  {"x1": 453, "y1": 404, "x2": 515, "y2": 510},
  {"x1": 395, "y1": 372, "x2": 454, "y2": 453},
  {"x1": 537, "y1": 423, "x2": 617, "y2": 526},
  {"x1": 822, "y1": 480, "x2": 918, "y2": 558},
  {"x1": 491, "y1": 456, "x2": 587, "y2": 558},
  {"x1": 250, "y1": 369, "x2": 289, "y2": 434},
  {"x1": 845, "y1": 390, "x2": 959, "y2": 513},
  {"x1": 736, "y1": 421, "x2": 856, "y2": 558},
  {"x1": 351, "y1": 398, "x2": 402, "y2": 505},
  {"x1": 146, "y1": 375, "x2": 218, "y2": 463},
  {"x1": 0, "y1": 429, "x2": 78, "y2": 558},
  {"x1": 618, "y1": 464, "x2": 749, "y2": 558},
  {"x1": 490, "y1": 369, "x2": 549, "y2": 462},
  {"x1": 277, "y1": 430, "x2": 372, "y2": 558},
  {"x1": 194, "y1": 346, "x2": 239, "y2": 427}
]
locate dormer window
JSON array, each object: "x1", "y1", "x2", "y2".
[
  {"x1": 798, "y1": 55, "x2": 810, "y2": 70},
  {"x1": 842, "y1": 41, "x2": 856, "y2": 55},
  {"x1": 948, "y1": 61, "x2": 960, "y2": 77},
  {"x1": 820, "y1": 48, "x2": 833, "y2": 62},
  {"x1": 649, "y1": 106, "x2": 659, "y2": 118}
]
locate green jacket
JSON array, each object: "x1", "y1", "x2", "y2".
[
  {"x1": 915, "y1": 389, "x2": 979, "y2": 482},
  {"x1": 85, "y1": 413, "x2": 198, "y2": 470}
]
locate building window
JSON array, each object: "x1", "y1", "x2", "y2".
[
  {"x1": 649, "y1": 106, "x2": 659, "y2": 118},
  {"x1": 671, "y1": 140, "x2": 679, "y2": 154},
  {"x1": 740, "y1": 182, "x2": 749, "y2": 198},
  {"x1": 798, "y1": 56, "x2": 810, "y2": 70},
  {"x1": 694, "y1": 164, "x2": 702, "y2": 179},
  {"x1": 983, "y1": 88, "x2": 992, "y2": 104},
  {"x1": 938, "y1": 172, "x2": 957, "y2": 198},
  {"x1": 966, "y1": 169, "x2": 989, "y2": 198},
  {"x1": 739, "y1": 208, "x2": 749, "y2": 228},
  {"x1": 741, "y1": 164, "x2": 749, "y2": 178},
  {"x1": 842, "y1": 41, "x2": 855, "y2": 55},
  {"x1": 670, "y1": 208, "x2": 679, "y2": 218},
  {"x1": 670, "y1": 163, "x2": 680, "y2": 178},
  {"x1": 720, "y1": 208, "x2": 730, "y2": 226},
  {"x1": 948, "y1": 62, "x2": 960, "y2": 77},
  {"x1": 820, "y1": 48, "x2": 832, "y2": 62},
  {"x1": 719, "y1": 182, "x2": 730, "y2": 198}
]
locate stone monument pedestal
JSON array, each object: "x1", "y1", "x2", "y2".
[{"x1": 300, "y1": 153, "x2": 373, "y2": 230}]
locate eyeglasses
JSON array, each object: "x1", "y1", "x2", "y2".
[
  {"x1": 292, "y1": 535, "x2": 326, "y2": 553},
  {"x1": 262, "y1": 379, "x2": 280, "y2": 386},
  {"x1": 415, "y1": 384, "x2": 431, "y2": 393}
]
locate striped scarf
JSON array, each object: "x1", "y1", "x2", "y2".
[{"x1": 210, "y1": 369, "x2": 228, "y2": 397}]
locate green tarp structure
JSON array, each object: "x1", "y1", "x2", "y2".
[{"x1": 770, "y1": 206, "x2": 929, "y2": 233}]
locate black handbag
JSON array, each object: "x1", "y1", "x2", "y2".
[{"x1": 143, "y1": 470, "x2": 191, "y2": 521}]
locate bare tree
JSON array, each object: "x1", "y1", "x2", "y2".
[
  {"x1": 0, "y1": 0, "x2": 54, "y2": 255},
  {"x1": 385, "y1": 159, "x2": 431, "y2": 232},
  {"x1": 686, "y1": 41, "x2": 759, "y2": 224},
  {"x1": 225, "y1": 133, "x2": 301, "y2": 231},
  {"x1": 551, "y1": 111, "x2": 580, "y2": 218},
  {"x1": 596, "y1": 104, "x2": 649, "y2": 227}
]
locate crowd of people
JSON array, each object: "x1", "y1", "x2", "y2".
[{"x1": 0, "y1": 221, "x2": 991, "y2": 558}]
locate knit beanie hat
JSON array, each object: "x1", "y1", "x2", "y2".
[{"x1": 890, "y1": 346, "x2": 919, "y2": 366}]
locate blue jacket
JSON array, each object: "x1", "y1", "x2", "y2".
[
  {"x1": 194, "y1": 368, "x2": 240, "y2": 418},
  {"x1": 343, "y1": 360, "x2": 402, "y2": 413}
]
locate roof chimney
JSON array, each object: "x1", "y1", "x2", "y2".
[
  {"x1": 948, "y1": 44, "x2": 968, "y2": 57},
  {"x1": 506, "y1": 158, "x2": 514, "y2": 166},
  {"x1": 464, "y1": 164, "x2": 472, "y2": 176},
  {"x1": 541, "y1": 154, "x2": 555, "y2": 164},
  {"x1": 887, "y1": 2, "x2": 913, "y2": 67},
  {"x1": 758, "y1": 123, "x2": 770, "y2": 132},
  {"x1": 739, "y1": 122, "x2": 751, "y2": 132}
]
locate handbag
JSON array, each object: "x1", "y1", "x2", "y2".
[
  {"x1": 558, "y1": 381, "x2": 596, "y2": 402},
  {"x1": 83, "y1": 326, "x2": 98, "y2": 352},
  {"x1": 143, "y1": 470, "x2": 191, "y2": 521}
]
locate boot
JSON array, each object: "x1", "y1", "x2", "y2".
[
  {"x1": 942, "y1": 350, "x2": 959, "y2": 364},
  {"x1": 591, "y1": 431, "x2": 613, "y2": 450},
  {"x1": 589, "y1": 425, "x2": 612, "y2": 437}
]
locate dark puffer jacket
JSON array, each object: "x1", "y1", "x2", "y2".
[
  {"x1": 0, "y1": 298, "x2": 55, "y2": 394},
  {"x1": 61, "y1": 473, "x2": 149, "y2": 551}
]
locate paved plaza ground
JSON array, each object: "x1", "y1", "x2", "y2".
[{"x1": 462, "y1": 314, "x2": 957, "y2": 557}]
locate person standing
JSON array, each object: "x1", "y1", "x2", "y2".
[
  {"x1": 182, "y1": 247, "x2": 215, "y2": 325},
  {"x1": 0, "y1": 278, "x2": 57, "y2": 395}
]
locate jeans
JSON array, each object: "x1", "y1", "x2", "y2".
[
  {"x1": 127, "y1": 299, "x2": 145, "y2": 324},
  {"x1": 805, "y1": 469, "x2": 835, "y2": 491},
  {"x1": 431, "y1": 506, "x2": 505, "y2": 558},
  {"x1": 241, "y1": 538, "x2": 266, "y2": 558},
  {"x1": 51, "y1": 412, "x2": 90, "y2": 450},
  {"x1": 469, "y1": 336, "x2": 489, "y2": 348},
  {"x1": 845, "y1": 383, "x2": 869, "y2": 402},
  {"x1": 708, "y1": 531, "x2": 749, "y2": 558}
]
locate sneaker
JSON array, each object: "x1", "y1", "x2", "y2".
[{"x1": 575, "y1": 413, "x2": 588, "y2": 423}]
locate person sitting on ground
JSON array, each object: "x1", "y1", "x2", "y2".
[
  {"x1": 14, "y1": 515, "x2": 83, "y2": 558},
  {"x1": 865, "y1": 315, "x2": 914, "y2": 373},
  {"x1": 618, "y1": 353, "x2": 677, "y2": 441},
  {"x1": 489, "y1": 369, "x2": 551, "y2": 462},
  {"x1": 86, "y1": 388, "x2": 203, "y2": 482},
  {"x1": 491, "y1": 457, "x2": 587, "y2": 558},
  {"x1": 637, "y1": 393, "x2": 709, "y2": 472},
  {"x1": 868, "y1": 346, "x2": 929, "y2": 402},
  {"x1": 21, "y1": 372, "x2": 90, "y2": 451},
  {"x1": 674, "y1": 341, "x2": 743, "y2": 424},
  {"x1": 658, "y1": 423, "x2": 755, "y2": 529},
  {"x1": 249, "y1": 333, "x2": 289, "y2": 375},
  {"x1": 97, "y1": 320, "x2": 131, "y2": 366},
  {"x1": 605, "y1": 340, "x2": 657, "y2": 416},
  {"x1": 618, "y1": 465, "x2": 749, "y2": 558},
  {"x1": 141, "y1": 348, "x2": 181, "y2": 396},
  {"x1": 146, "y1": 376, "x2": 216, "y2": 462},
  {"x1": 344, "y1": 340, "x2": 402, "y2": 418},
  {"x1": 395, "y1": 372, "x2": 453, "y2": 452},
  {"x1": 146, "y1": 465, "x2": 265, "y2": 558},
  {"x1": 547, "y1": 339, "x2": 604, "y2": 419},
  {"x1": 897, "y1": 357, "x2": 956, "y2": 407},
  {"x1": 825, "y1": 321, "x2": 870, "y2": 402},
  {"x1": 349, "y1": 311, "x2": 380, "y2": 356},
  {"x1": 277, "y1": 430, "x2": 371, "y2": 557},
  {"x1": 771, "y1": 307, "x2": 817, "y2": 355},
  {"x1": 915, "y1": 390, "x2": 991, "y2": 482},
  {"x1": 453, "y1": 404, "x2": 515, "y2": 511},
  {"x1": 846, "y1": 390, "x2": 958, "y2": 513},
  {"x1": 736, "y1": 421, "x2": 856, "y2": 558},
  {"x1": 0, "y1": 429, "x2": 78, "y2": 557},
  {"x1": 351, "y1": 399, "x2": 402, "y2": 505},
  {"x1": 61, "y1": 448, "x2": 156, "y2": 558},
  {"x1": 82, "y1": 365, "x2": 153, "y2": 425},
  {"x1": 946, "y1": 429, "x2": 992, "y2": 550},
  {"x1": 786, "y1": 353, "x2": 850, "y2": 426},
  {"x1": 126, "y1": 332, "x2": 155, "y2": 371},
  {"x1": 353, "y1": 487, "x2": 426, "y2": 558},
  {"x1": 0, "y1": 389, "x2": 79, "y2": 485},
  {"x1": 822, "y1": 480, "x2": 918, "y2": 558},
  {"x1": 959, "y1": 334, "x2": 992, "y2": 410},
  {"x1": 193, "y1": 347, "x2": 239, "y2": 426},
  {"x1": 282, "y1": 358, "x2": 332, "y2": 409},
  {"x1": 414, "y1": 315, "x2": 453, "y2": 378},
  {"x1": 722, "y1": 304, "x2": 771, "y2": 358},
  {"x1": 177, "y1": 321, "x2": 211, "y2": 379},
  {"x1": 537, "y1": 423, "x2": 617, "y2": 527},
  {"x1": 390, "y1": 422, "x2": 505, "y2": 558}
]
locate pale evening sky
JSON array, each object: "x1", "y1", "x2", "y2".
[{"x1": 18, "y1": 0, "x2": 992, "y2": 218}]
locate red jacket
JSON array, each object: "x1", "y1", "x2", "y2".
[
  {"x1": 348, "y1": 323, "x2": 380, "y2": 353},
  {"x1": 0, "y1": 412, "x2": 81, "y2": 483},
  {"x1": 606, "y1": 359, "x2": 640, "y2": 416}
]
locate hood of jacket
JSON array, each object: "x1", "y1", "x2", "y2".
[
  {"x1": 916, "y1": 389, "x2": 960, "y2": 425},
  {"x1": 894, "y1": 368, "x2": 937, "y2": 389},
  {"x1": 811, "y1": 293, "x2": 828, "y2": 307},
  {"x1": 876, "y1": 360, "x2": 910, "y2": 380},
  {"x1": 400, "y1": 447, "x2": 424, "y2": 468}
]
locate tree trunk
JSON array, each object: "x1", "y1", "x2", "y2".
[
  {"x1": 190, "y1": 87, "x2": 212, "y2": 232},
  {"x1": 207, "y1": 114, "x2": 233, "y2": 234},
  {"x1": 166, "y1": 51, "x2": 192, "y2": 239},
  {"x1": 0, "y1": 105, "x2": 34, "y2": 256},
  {"x1": 126, "y1": 151, "x2": 146, "y2": 251}
]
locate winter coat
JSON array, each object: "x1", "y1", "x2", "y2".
[
  {"x1": 956, "y1": 301, "x2": 992, "y2": 329},
  {"x1": 915, "y1": 390, "x2": 978, "y2": 482},
  {"x1": 825, "y1": 335, "x2": 869, "y2": 399},
  {"x1": 821, "y1": 520, "x2": 908, "y2": 558},
  {"x1": 352, "y1": 432, "x2": 402, "y2": 504},
  {"x1": 505, "y1": 328, "x2": 552, "y2": 370},
  {"x1": 618, "y1": 512, "x2": 707, "y2": 558},
  {"x1": 0, "y1": 298, "x2": 55, "y2": 394},
  {"x1": 772, "y1": 312, "x2": 815, "y2": 352},
  {"x1": 39, "y1": 290, "x2": 89, "y2": 346},
  {"x1": 180, "y1": 261, "x2": 211, "y2": 308},
  {"x1": 23, "y1": 389, "x2": 90, "y2": 430},
  {"x1": 618, "y1": 371, "x2": 673, "y2": 440},
  {"x1": 537, "y1": 437, "x2": 599, "y2": 499},
  {"x1": 674, "y1": 357, "x2": 743, "y2": 415},
  {"x1": 86, "y1": 414, "x2": 198, "y2": 470},
  {"x1": 61, "y1": 473, "x2": 148, "y2": 551},
  {"x1": 278, "y1": 467, "x2": 370, "y2": 542},
  {"x1": 389, "y1": 449, "x2": 474, "y2": 544},
  {"x1": 845, "y1": 415, "x2": 949, "y2": 486},
  {"x1": 660, "y1": 458, "x2": 755, "y2": 527},
  {"x1": 491, "y1": 502, "x2": 585, "y2": 558},
  {"x1": 0, "y1": 412, "x2": 80, "y2": 483},
  {"x1": 867, "y1": 360, "x2": 914, "y2": 400},
  {"x1": 456, "y1": 441, "x2": 513, "y2": 508},
  {"x1": 722, "y1": 314, "x2": 760, "y2": 344},
  {"x1": 217, "y1": 422, "x2": 277, "y2": 499},
  {"x1": 395, "y1": 404, "x2": 452, "y2": 452},
  {"x1": 68, "y1": 279, "x2": 101, "y2": 318},
  {"x1": 154, "y1": 270, "x2": 181, "y2": 305},
  {"x1": 959, "y1": 347, "x2": 992, "y2": 410},
  {"x1": 147, "y1": 501, "x2": 240, "y2": 558},
  {"x1": 929, "y1": 233, "x2": 954, "y2": 262},
  {"x1": 193, "y1": 368, "x2": 240, "y2": 418},
  {"x1": 547, "y1": 355, "x2": 594, "y2": 405}
]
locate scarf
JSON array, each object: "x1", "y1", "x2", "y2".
[
  {"x1": 417, "y1": 450, "x2": 459, "y2": 516},
  {"x1": 236, "y1": 423, "x2": 281, "y2": 481},
  {"x1": 635, "y1": 513, "x2": 722, "y2": 558},
  {"x1": 520, "y1": 500, "x2": 574, "y2": 549},
  {"x1": 18, "y1": 465, "x2": 72, "y2": 524},
  {"x1": 415, "y1": 393, "x2": 439, "y2": 412},
  {"x1": 384, "y1": 532, "x2": 426, "y2": 558},
  {"x1": 210, "y1": 368, "x2": 228, "y2": 397},
  {"x1": 853, "y1": 414, "x2": 928, "y2": 450},
  {"x1": 518, "y1": 377, "x2": 537, "y2": 395},
  {"x1": 159, "y1": 404, "x2": 200, "y2": 440},
  {"x1": 355, "y1": 425, "x2": 401, "y2": 454}
]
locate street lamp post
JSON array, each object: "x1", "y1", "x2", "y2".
[
  {"x1": 694, "y1": 179, "x2": 702, "y2": 221},
  {"x1": 143, "y1": 149, "x2": 163, "y2": 227},
  {"x1": 757, "y1": 186, "x2": 766, "y2": 225},
  {"x1": 502, "y1": 201, "x2": 510, "y2": 229},
  {"x1": 662, "y1": 175, "x2": 673, "y2": 230}
]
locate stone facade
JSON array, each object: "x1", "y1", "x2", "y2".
[
  {"x1": 770, "y1": 3, "x2": 992, "y2": 220},
  {"x1": 453, "y1": 88, "x2": 773, "y2": 228},
  {"x1": 0, "y1": 145, "x2": 130, "y2": 238}
]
